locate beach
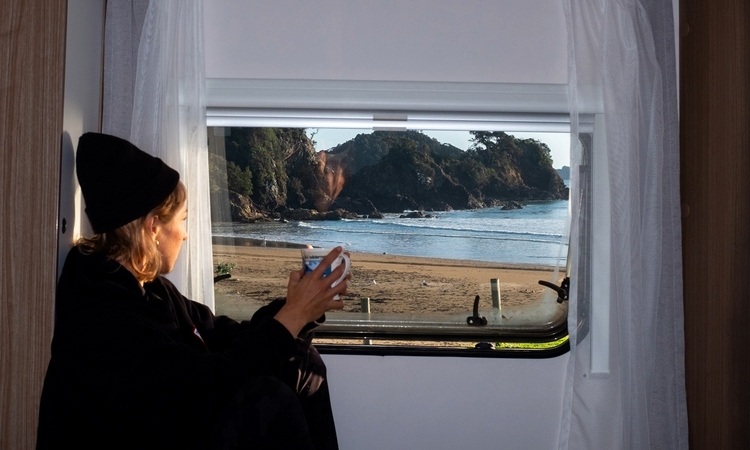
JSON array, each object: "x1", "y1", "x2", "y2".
[{"x1": 213, "y1": 244, "x2": 565, "y2": 318}]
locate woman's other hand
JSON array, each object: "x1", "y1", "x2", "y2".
[{"x1": 274, "y1": 247, "x2": 350, "y2": 337}]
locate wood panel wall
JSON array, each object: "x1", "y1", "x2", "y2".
[
  {"x1": 0, "y1": 0, "x2": 67, "y2": 448},
  {"x1": 681, "y1": 0, "x2": 750, "y2": 448}
]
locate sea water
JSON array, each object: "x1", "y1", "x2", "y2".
[{"x1": 213, "y1": 200, "x2": 569, "y2": 267}]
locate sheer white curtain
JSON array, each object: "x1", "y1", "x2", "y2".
[
  {"x1": 103, "y1": 0, "x2": 214, "y2": 309},
  {"x1": 560, "y1": 0, "x2": 687, "y2": 448}
]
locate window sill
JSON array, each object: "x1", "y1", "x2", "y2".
[{"x1": 317, "y1": 311, "x2": 568, "y2": 344}]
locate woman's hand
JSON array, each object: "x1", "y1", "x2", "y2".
[{"x1": 274, "y1": 247, "x2": 350, "y2": 337}]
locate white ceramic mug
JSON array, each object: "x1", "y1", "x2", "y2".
[{"x1": 300, "y1": 247, "x2": 351, "y2": 299}]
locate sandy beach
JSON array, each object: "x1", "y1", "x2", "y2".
[{"x1": 213, "y1": 244, "x2": 566, "y2": 319}]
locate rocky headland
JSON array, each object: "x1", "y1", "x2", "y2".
[{"x1": 208, "y1": 128, "x2": 568, "y2": 223}]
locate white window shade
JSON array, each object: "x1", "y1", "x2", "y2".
[
  {"x1": 203, "y1": 0, "x2": 567, "y2": 85},
  {"x1": 203, "y1": 1, "x2": 600, "y2": 131}
]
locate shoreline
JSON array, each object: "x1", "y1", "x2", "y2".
[
  {"x1": 212, "y1": 235, "x2": 560, "y2": 272},
  {"x1": 213, "y1": 235, "x2": 308, "y2": 249}
]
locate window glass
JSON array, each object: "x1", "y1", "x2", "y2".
[{"x1": 208, "y1": 126, "x2": 570, "y2": 349}]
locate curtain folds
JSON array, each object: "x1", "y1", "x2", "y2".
[
  {"x1": 560, "y1": 0, "x2": 687, "y2": 448},
  {"x1": 103, "y1": 0, "x2": 214, "y2": 309}
]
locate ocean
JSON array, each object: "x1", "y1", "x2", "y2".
[{"x1": 212, "y1": 199, "x2": 569, "y2": 268}]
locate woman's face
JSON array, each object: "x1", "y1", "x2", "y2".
[{"x1": 154, "y1": 200, "x2": 188, "y2": 274}]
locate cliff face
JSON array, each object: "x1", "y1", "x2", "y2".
[
  {"x1": 335, "y1": 142, "x2": 482, "y2": 213},
  {"x1": 209, "y1": 128, "x2": 568, "y2": 221},
  {"x1": 335, "y1": 131, "x2": 568, "y2": 214}
]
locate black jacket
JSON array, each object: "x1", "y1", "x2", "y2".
[{"x1": 37, "y1": 247, "x2": 299, "y2": 449}]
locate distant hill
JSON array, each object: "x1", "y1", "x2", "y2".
[
  {"x1": 556, "y1": 166, "x2": 570, "y2": 179},
  {"x1": 209, "y1": 128, "x2": 569, "y2": 221},
  {"x1": 334, "y1": 130, "x2": 567, "y2": 213},
  {"x1": 327, "y1": 130, "x2": 465, "y2": 175}
]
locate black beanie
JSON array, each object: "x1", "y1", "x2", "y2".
[{"x1": 76, "y1": 132, "x2": 180, "y2": 234}]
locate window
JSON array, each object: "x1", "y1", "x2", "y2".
[
  {"x1": 206, "y1": 115, "x2": 576, "y2": 353},
  {"x1": 201, "y1": 0, "x2": 581, "y2": 355}
]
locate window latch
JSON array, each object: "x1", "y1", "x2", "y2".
[
  {"x1": 466, "y1": 295, "x2": 488, "y2": 326},
  {"x1": 538, "y1": 277, "x2": 570, "y2": 303}
]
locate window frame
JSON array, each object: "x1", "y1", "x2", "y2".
[{"x1": 206, "y1": 79, "x2": 592, "y2": 356}]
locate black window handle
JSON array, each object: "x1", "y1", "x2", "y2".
[
  {"x1": 539, "y1": 277, "x2": 570, "y2": 303},
  {"x1": 466, "y1": 295, "x2": 487, "y2": 326}
]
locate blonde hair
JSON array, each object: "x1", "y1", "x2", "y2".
[{"x1": 78, "y1": 182, "x2": 187, "y2": 283}]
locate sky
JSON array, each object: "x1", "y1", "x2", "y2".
[{"x1": 307, "y1": 128, "x2": 571, "y2": 169}]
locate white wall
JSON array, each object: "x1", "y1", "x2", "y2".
[
  {"x1": 324, "y1": 353, "x2": 569, "y2": 450},
  {"x1": 59, "y1": 0, "x2": 105, "y2": 276}
]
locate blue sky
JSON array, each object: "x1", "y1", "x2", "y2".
[{"x1": 307, "y1": 129, "x2": 571, "y2": 169}]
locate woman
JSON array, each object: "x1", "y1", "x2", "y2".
[{"x1": 37, "y1": 132, "x2": 347, "y2": 449}]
